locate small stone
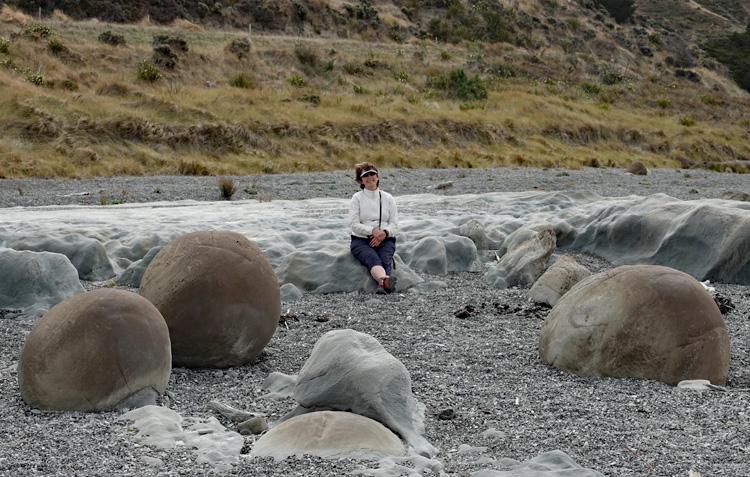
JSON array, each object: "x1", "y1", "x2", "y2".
[
  {"x1": 437, "y1": 408, "x2": 456, "y2": 420},
  {"x1": 236, "y1": 416, "x2": 268, "y2": 435}
]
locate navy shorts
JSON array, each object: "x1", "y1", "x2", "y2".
[{"x1": 350, "y1": 236, "x2": 396, "y2": 276}]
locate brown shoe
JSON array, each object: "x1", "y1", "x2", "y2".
[{"x1": 382, "y1": 276, "x2": 397, "y2": 293}]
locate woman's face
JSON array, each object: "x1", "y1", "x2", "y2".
[{"x1": 362, "y1": 172, "x2": 378, "y2": 190}]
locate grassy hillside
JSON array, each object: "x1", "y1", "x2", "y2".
[{"x1": 0, "y1": 8, "x2": 748, "y2": 178}]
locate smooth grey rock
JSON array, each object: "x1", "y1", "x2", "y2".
[
  {"x1": 444, "y1": 234, "x2": 479, "y2": 272},
  {"x1": 458, "y1": 219, "x2": 488, "y2": 250},
  {"x1": 209, "y1": 400, "x2": 258, "y2": 423},
  {"x1": 473, "y1": 450, "x2": 605, "y2": 476},
  {"x1": 251, "y1": 411, "x2": 404, "y2": 460},
  {"x1": 280, "y1": 282, "x2": 303, "y2": 303},
  {"x1": 117, "y1": 246, "x2": 162, "y2": 287},
  {"x1": 282, "y1": 329, "x2": 437, "y2": 457},
  {"x1": 262, "y1": 371, "x2": 298, "y2": 399},
  {"x1": 0, "y1": 248, "x2": 84, "y2": 319},
  {"x1": 529, "y1": 255, "x2": 591, "y2": 306},
  {"x1": 406, "y1": 237, "x2": 448, "y2": 275},
  {"x1": 487, "y1": 227, "x2": 556, "y2": 289},
  {"x1": 276, "y1": 247, "x2": 422, "y2": 293},
  {"x1": 540, "y1": 265, "x2": 730, "y2": 385},
  {"x1": 236, "y1": 416, "x2": 268, "y2": 435},
  {"x1": 8, "y1": 233, "x2": 115, "y2": 281}
]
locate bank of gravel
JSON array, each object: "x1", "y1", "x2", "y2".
[
  {"x1": 1, "y1": 167, "x2": 749, "y2": 476},
  {"x1": 1, "y1": 167, "x2": 749, "y2": 207}
]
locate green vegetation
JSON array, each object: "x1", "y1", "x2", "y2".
[
  {"x1": 428, "y1": 69, "x2": 487, "y2": 101},
  {"x1": 137, "y1": 61, "x2": 161, "y2": 82},
  {"x1": 705, "y1": 30, "x2": 750, "y2": 93},
  {"x1": 229, "y1": 73, "x2": 253, "y2": 89},
  {"x1": 0, "y1": 36, "x2": 9, "y2": 54}
]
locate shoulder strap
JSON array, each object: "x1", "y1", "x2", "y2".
[{"x1": 378, "y1": 191, "x2": 382, "y2": 229}]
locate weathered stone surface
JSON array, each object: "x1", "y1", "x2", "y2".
[
  {"x1": 487, "y1": 227, "x2": 556, "y2": 289},
  {"x1": 139, "y1": 231, "x2": 280, "y2": 368},
  {"x1": 405, "y1": 237, "x2": 447, "y2": 275},
  {"x1": 276, "y1": 247, "x2": 422, "y2": 293},
  {"x1": 529, "y1": 255, "x2": 591, "y2": 306},
  {"x1": 251, "y1": 411, "x2": 405, "y2": 460},
  {"x1": 8, "y1": 233, "x2": 114, "y2": 281},
  {"x1": 458, "y1": 219, "x2": 488, "y2": 250},
  {"x1": 474, "y1": 449, "x2": 604, "y2": 476},
  {"x1": 283, "y1": 329, "x2": 437, "y2": 457},
  {"x1": 539, "y1": 265, "x2": 730, "y2": 385},
  {"x1": 117, "y1": 245, "x2": 162, "y2": 287},
  {"x1": 18, "y1": 289, "x2": 171, "y2": 410},
  {"x1": 280, "y1": 282, "x2": 303, "y2": 303},
  {"x1": 0, "y1": 248, "x2": 84, "y2": 319}
]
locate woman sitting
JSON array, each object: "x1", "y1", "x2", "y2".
[{"x1": 349, "y1": 162, "x2": 399, "y2": 294}]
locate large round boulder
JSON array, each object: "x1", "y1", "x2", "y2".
[
  {"x1": 18, "y1": 289, "x2": 171, "y2": 411},
  {"x1": 139, "y1": 231, "x2": 280, "y2": 367},
  {"x1": 539, "y1": 265, "x2": 730, "y2": 385},
  {"x1": 251, "y1": 411, "x2": 405, "y2": 460}
]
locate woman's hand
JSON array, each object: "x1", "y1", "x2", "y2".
[{"x1": 369, "y1": 228, "x2": 386, "y2": 246}]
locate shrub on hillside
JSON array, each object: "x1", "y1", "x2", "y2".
[
  {"x1": 428, "y1": 69, "x2": 488, "y2": 101},
  {"x1": 229, "y1": 73, "x2": 253, "y2": 89},
  {"x1": 24, "y1": 24, "x2": 52, "y2": 39},
  {"x1": 0, "y1": 37, "x2": 9, "y2": 54},
  {"x1": 705, "y1": 30, "x2": 750, "y2": 93},
  {"x1": 152, "y1": 35, "x2": 188, "y2": 53},
  {"x1": 47, "y1": 38, "x2": 67, "y2": 54},
  {"x1": 137, "y1": 61, "x2": 161, "y2": 82},
  {"x1": 227, "y1": 37, "x2": 251, "y2": 59},
  {"x1": 595, "y1": 0, "x2": 635, "y2": 23},
  {"x1": 98, "y1": 30, "x2": 126, "y2": 46}
]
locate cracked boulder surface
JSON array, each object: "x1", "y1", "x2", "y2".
[
  {"x1": 17, "y1": 289, "x2": 171, "y2": 411},
  {"x1": 139, "y1": 230, "x2": 280, "y2": 368},
  {"x1": 539, "y1": 265, "x2": 730, "y2": 385},
  {"x1": 282, "y1": 329, "x2": 438, "y2": 458}
]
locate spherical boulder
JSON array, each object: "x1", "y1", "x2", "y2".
[
  {"x1": 139, "y1": 231, "x2": 280, "y2": 368},
  {"x1": 18, "y1": 289, "x2": 171, "y2": 411},
  {"x1": 250, "y1": 411, "x2": 405, "y2": 460},
  {"x1": 539, "y1": 265, "x2": 730, "y2": 385}
]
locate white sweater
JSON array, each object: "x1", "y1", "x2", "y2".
[{"x1": 349, "y1": 188, "x2": 399, "y2": 239}]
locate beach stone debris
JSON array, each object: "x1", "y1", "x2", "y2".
[
  {"x1": 454, "y1": 305, "x2": 475, "y2": 319},
  {"x1": 437, "y1": 408, "x2": 456, "y2": 420},
  {"x1": 139, "y1": 231, "x2": 280, "y2": 368},
  {"x1": 8, "y1": 233, "x2": 115, "y2": 281},
  {"x1": 119, "y1": 405, "x2": 243, "y2": 472},
  {"x1": 720, "y1": 191, "x2": 750, "y2": 202},
  {"x1": 0, "y1": 248, "x2": 84, "y2": 319},
  {"x1": 487, "y1": 227, "x2": 556, "y2": 289},
  {"x1": 626, "y1": 161, "x2": 648, "y2": 175},
  {"x1": 712, "y1": 292, "x2": 735, "y2": 315},
  {"x1": 280, "y1": 329, "x2": 437, "y2": 457},
  {"x1": 18, "y1": 289, "x2": 171, "y2": 411},
  {"x1": 539, "y1": 265, "x2": 730, "y2": 385},
  {"x1": 529, "y1": 255, "x2": 591, "y2": 307},
  {"x1": 474, "y1": 449, "x2": 605, "y2": 476},
  {"x1": 251, "y1": 411, "x2": 405, "y2": 460}
]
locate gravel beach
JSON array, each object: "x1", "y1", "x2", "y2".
[{"x1": 1, "y1": 167, "x2": 749, "y2": 477}]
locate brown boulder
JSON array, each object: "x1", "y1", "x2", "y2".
[
  {"x1": 625, "y1": 161, "x2": 648, "y2": 175},
  {"x1": 539, "y1": 265, "x2": 729, "y2": 385},
  {"x1": 139, "y1": 231, "x2": 280, "y2": 367},
  {"x1": 18, "y1": 289, "x2": 171, "y2": 411}
]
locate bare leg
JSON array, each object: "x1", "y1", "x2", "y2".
[{"x1": 370, "y1": 265, "x2": 387, "y2": 284}]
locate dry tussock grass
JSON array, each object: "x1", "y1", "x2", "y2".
[
  {"x1": 0, "y1": 17, "x2": 747, "y2": 178},
  {"x1": 51, "y1": 9, "x2": 73, "y2": 23},
  {"x1": 0, "y1": 5, "x2": 32, "y2": 26},
  {"x1": 171, "y1": 18, "x2": 204, "y2": 32}
]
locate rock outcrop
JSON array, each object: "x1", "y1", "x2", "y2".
[{"x1": 529, "y1": 255, "x2": 591, "y2": 306}]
